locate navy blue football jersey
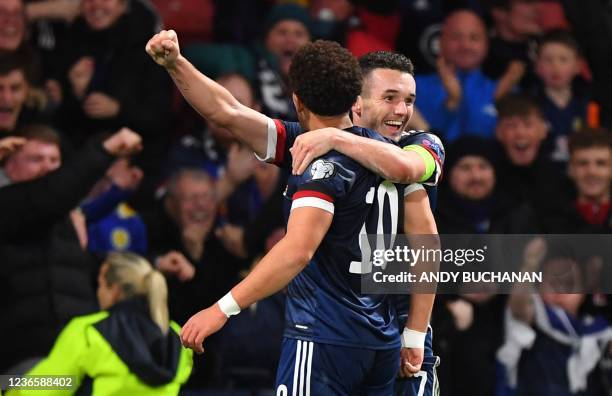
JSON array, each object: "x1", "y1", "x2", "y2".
[{"x1": 264, "y1": 119, "x2": 404, "y2": 349}]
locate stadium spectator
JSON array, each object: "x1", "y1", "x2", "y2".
[
  {"x1": 5, "y1": 252, "x2": 193, "y2": 396},
  {"x1": 0, "y1": 0, "x2": 25, "y2": 53},
  {"x1": 414, "y1": 9, "x2": 523, "y2": 142},
  {"x1": 395, "y1": 0, "x2": 478, "y2": 74},
  {"x1": 541, "y1": 128, "x2": 612, "y2": 233},
  {"x1": 145, "y1": 168, "x2": 247, "y2": 324},
  {"x1": 0, "y1": 123, "x2": 60, "y2": 188},
  {"x1": 498, "y1": 242, "x2": 611, "y2": 395},
  {"x1": 494, "y1": 93, "x2": 571, "y2": 215},
  {"x1": 183, "y1": 3, "x2": 312, "y2": 121},
  {"x1": 81, "y1": 157, "x2": 147, "y2": 255},
  {"x1": 143, "y1": 168, "x2": 248, "y2": 387},
  {"x1": 0, "y1": 126, "x2": 141, "y2": 374},
  {"x1": 483, "y1": 0, "x2": 542, "y2": 89},
  {"x1": 533, "y1": 29, "x2": 590, "y2": 164},
  {"x1": 23, "y1": 0, "x2": 81, "y2": 83},
  {"x1": 436, "y1": 135, "x2": 537, "y2": 234},
  {"x1": 163, "y1": 73, "x2": 276, "y2": 228},
  {"x1": 51, "y1": 0, "x2": 169, "y2": 202},
  {"x1": 0, "y1": 0, "x2": 63, "y2": 115},
  {"x1": 560, "y1": 0, "x2": 612, "y2": 129},
  {"x1": 0, "y1": 54, "x2": 44, "y2": 134}
]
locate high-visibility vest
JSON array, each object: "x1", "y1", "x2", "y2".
[{"x1": 6, "y1": 311, "x2": 192, "y2": 396}]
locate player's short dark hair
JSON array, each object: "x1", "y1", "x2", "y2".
[
  {"x1": 537, "y1": 29, "x2": 581, "y2": 57},
  {"x1": 569, "y1": 127, "x2": 612, "y2": 154},
  {"x1": 289, "y1": 40, "x2": 362, "y2": 117},
  {"x1": 359, "y1": 51, "x2": 414, "y2": 77},
  {"x1": 496, "y1": 93, "x2": 543, "y2": 120},
  {"x1": 15, "y1": 124, "x2": 61, "y2": 147}
]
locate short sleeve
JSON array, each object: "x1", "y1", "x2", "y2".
[
  {"x1": 404, "y1": 183, "x2": 425, "y2": 197},
  {"x1": 254, "y1": 118, "x2": 302, "y2": 169},
  {"x1": 290, "y1": 155, "x2": 357, "y2": 215}
]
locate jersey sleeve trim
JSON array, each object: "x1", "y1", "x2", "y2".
[
  {"x1": 254, "y1": 117, "x2": 285, "y2": 163},
  {"x1": 291, "y1": 197, "x2": 335, "y2": 214},
  {"x1": 291, "y1": 190, "x2": 335, "y2": 214},
  {"x1": 404, "y1": 183, "x2": 425, "y2": 197}
]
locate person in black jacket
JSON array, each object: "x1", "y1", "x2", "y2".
[
  {"x1": 0, "y1": 126, "x2": 141, "y2": 374},
  {"x1": 142, "y1": 167, "x2": 249, "y2": 387},
  {"x1": 494, "y1": 93, "x2": 573, "y2": 217},
  {"x1": 51, "y1": 0, "x2": 169, "y2": 208}
]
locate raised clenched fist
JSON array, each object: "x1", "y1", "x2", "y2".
[{"x1": 145, "y1": 29, "x2": 181, "y2": 69}]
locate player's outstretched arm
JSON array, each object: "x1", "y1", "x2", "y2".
[
  {"x1": 180, "y1": 206, "x2": 332, "y2": 354},
  {"x1": 145, "y1": 30, "x2": 270, "y2": 158},
  {"x1": 290, "y1": 128, "x2": 429, "y2": 183},
  {"x1": 399, "y1": 188, "x2": 439, "y2": 377}
]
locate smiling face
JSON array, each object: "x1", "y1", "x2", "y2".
[
  {"x1": 0, "y1": 68, "x2": 27, "y2": 132},
  {"x1": 81, "y1": 0, "x2": 126, "y2": 31},
  {"x1": 0, "y1": 0, "x2": 24, "y2": 51},
  {"x1": 496, "y1": 111, "x2": 547, "y2": 166},
  {"x1": 355, "y1": 68, "x2": 416, "y2": 141},
  {"x1": 166, "y1": 174, "x2": 217, "y2": 232},
  {"x1": 449, "y1": 155, "x2": 495, "y2": 201},
  {"x1": 569, "y1": 146, "x2": 611, "y2": 203},
  {"x1": 440, "y1": 11, "x2": 488, "y2": 71}
]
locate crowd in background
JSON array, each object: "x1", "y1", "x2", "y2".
[{"x1": 1, "y1": 0, "x2": 612, "y2": 395}]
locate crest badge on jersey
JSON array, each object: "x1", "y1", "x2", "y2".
[
  {"x1": 310, "y1": 159, "x2": 336, "y2": 180},
  {"x1": 421, "y1": 134, "x2": 444, "y2": 158},
  {"x1": 111, "y1": 228, "x2": 130, "y2": 250}
]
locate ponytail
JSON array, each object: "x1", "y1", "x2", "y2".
[
  {"x1": 142, "y1": 270, "x2": 170, "y2": 335},
  {"x1": 104, "y1": 252, "x2": 170, "y2": 335}
]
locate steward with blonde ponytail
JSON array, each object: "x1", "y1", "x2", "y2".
[
  {"x1": 8, "y1": 252, "x2": 193, "y2": 396},
  {"x1": 102, "y1": 252, "x2": 170, "y2": 335}
]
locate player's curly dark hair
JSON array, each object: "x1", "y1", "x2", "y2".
[
  {"x1": 288, "y1": 40, "x2": 362, "y2": 116},
  {"x1": 358, "y1": 51, "x2": 414, "y2": 77}
]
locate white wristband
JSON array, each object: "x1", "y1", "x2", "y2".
[
  {"x1": 217, "y1": 292, "x2": 241, "y2": 318},
  {"x1": 401, "y1": 328, "x2": 426, "y2": 349}
]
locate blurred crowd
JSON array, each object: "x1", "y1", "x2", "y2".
[{"x1": 1, "y1": 0, "x2": 612, "y2": 395}]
